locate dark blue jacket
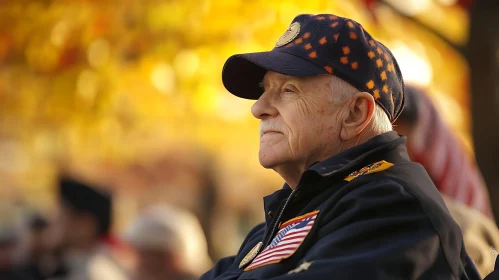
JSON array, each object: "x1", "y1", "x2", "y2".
[{"x1": 201, "y1": 132, "x2": 481, "y2": 280}]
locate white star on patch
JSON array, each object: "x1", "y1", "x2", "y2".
[{"x1": 287, "y1": 261, "x2": 312, "y2": 274}]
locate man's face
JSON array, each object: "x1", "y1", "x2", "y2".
[
  {"x1": 53, "y1": 203, "x2": 96, "y2": 249},
  {"x1": 252, "y1": 71, "x2": 347, "y2": 171}
]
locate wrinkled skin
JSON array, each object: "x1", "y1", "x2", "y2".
[{"x1": 252, "y1": 71, "x2": 349, "y2": 186}]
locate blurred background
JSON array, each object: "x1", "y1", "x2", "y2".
[{"x1": 0, "y1": 0, "x2": 498, "y2": 279}]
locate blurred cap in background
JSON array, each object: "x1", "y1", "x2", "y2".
[{"x1": 124, "y1": 203, "x2": 212, "y2": 278}]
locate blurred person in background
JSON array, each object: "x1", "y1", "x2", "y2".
[
  {"x1": 16, "y1": 211, "x2": 53, "y2": 280},
  {"x1": 394, "y1": 84, "x2": 493, "y2": 219},
  {"x1": 124, "y1": 204, "x2": 212, "y2": 280},
  {"x1": 443, "y1": 196, "x2": 499, "y2": 278},
  {"x1": 47, "y1": 177, "x2": 128, "y2": 280},
  {"x1": 0, "y1": 204, "x2": 23, "y2": 279},
  {"x1": 124, "y1": 150, "x2": 220, "y2": 259},
  {"x1": 394, "y1": 84, "x2": 499, "y2": 277},
  {"x1": 202, "y1": 14, "x2": 481, "y2": 279},
  {"x1": 0, "y1": 203, "x2": 46, "y2": 280},
  {"x1": 23, "y1": 213, "x2": 50, "y2": 268}
]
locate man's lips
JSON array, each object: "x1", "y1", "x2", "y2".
[{"x1": 261, "y1": 130, "x2": 282, "y2": 137}]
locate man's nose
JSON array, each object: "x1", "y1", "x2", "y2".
[{"x1": 251, "y1": 91, "x2": 278, "y2": 120}]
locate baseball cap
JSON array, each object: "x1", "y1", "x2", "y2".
[{"x1": 222, "y1": 14, "x2": 405, "y2": 123}]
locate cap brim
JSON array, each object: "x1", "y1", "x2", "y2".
[{"x1": 222, "y1": 50, "x2": 328, "y2": 100}]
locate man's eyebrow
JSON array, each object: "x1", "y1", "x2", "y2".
[
  {"x1": 285, "y1": 76, "x2": 301, "y2": 84},
  {"x1": 259, "y1": 75, "x2": 300, "y2": 88}
]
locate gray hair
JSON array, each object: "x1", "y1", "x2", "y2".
[{"x1": 330, "y1": 76, "x2": 392, "y2": 134}]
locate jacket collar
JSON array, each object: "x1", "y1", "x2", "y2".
[
  {"x1": 263, "y1": 131, "x2": 409, "y2": 223},
  {"x1": 309, "y1": 131, "x2": 405, "y2": 177}
]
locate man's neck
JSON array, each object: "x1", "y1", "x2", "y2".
[
  {"x1": 274, "y1": 163, "x2": 307, "y2": 189},
  {"x1": 275, "y1": 132, "x2": 378, "y2": 189}
]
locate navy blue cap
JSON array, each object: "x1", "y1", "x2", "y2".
[{"x1": 222, "y1": 14, "x2": 405, "y2": 123}]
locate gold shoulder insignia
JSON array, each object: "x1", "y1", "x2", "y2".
[{"x1": 344, "y1": 160, "x2": 394, "y2": 182}]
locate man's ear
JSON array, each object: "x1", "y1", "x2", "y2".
[{"x1": 340, "y1": 92, "x2": 375, "y2": 141}]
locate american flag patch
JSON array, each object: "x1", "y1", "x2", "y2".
[{"x1": 245, "y1": 210, "x2": 319, "y2": 271}]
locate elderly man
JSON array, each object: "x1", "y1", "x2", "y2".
[{"x1": 201, "y1": 14, "x2": 482, "y2": 280}]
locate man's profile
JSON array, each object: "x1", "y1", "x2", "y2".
[{"x1": 201, "y1": 14, "x2": 482, "y2": 280}]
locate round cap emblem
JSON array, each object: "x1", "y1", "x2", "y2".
[{"x1": 275, "y1": 22, "x2": 300, "y2": 47}]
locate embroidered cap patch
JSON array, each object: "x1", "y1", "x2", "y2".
[
  {"x1": 245, "y1": 210, "x2": 319, "y2": 271},
  {"x1": 275, "y1": 22, "x2": 300, "y2": 47}
]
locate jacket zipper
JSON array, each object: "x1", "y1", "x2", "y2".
[{"x1": 258, "y1": 185, "x2": 301, "y2": 253}]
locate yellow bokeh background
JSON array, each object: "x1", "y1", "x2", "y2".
[{"x1": 0, "y1": 0, "x2": 474, "y2": 255}]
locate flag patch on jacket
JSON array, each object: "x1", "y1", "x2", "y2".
[{"x1": 245, "y1": 210, "x2": 319, "y2": 271}]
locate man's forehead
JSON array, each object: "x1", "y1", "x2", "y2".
[
  {"x1": 261, "y1": 71, "x2": 316, "y2": 85},
  {"x1": 262, "y1": 71, "x2": 298, "y2": 83},
  {"x1": 260, "y1": 72, "x2": 359, "y2": 96}
]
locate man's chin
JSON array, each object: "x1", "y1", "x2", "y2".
[
  {"x1": 259, "y1": 162, "x2": 277, "y2": 169},
  {"x1": 258, "y1": 154, "x2": 287, "y2": 170}
]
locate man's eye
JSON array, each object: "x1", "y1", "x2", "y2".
[{"x1": 283, "y1": 88, "x2": 294, "y2": 93}]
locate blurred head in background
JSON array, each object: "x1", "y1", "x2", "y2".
[
  {"x1": 0, "y1": 224, "x2": 20, "y2": 271},
  {"x1": 0, "y1": 202, "x2": 24, "y2": 271},
  {"x1": 55, "y1": 177, "x2": 113, "y2": 253},
  {"x1": 124, "y1": 204, "x2": 212, "y2": 280},
  {"x1": 394, "y1": 84, "x2": 492, "y2": 218},
  {"x1": 23, "y1": 212, "x2": 50, "y2": 263}
]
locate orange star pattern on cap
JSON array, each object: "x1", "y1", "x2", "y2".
[{"x1": 222, "y1": 13, "x2": 406, "y2": 123}]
